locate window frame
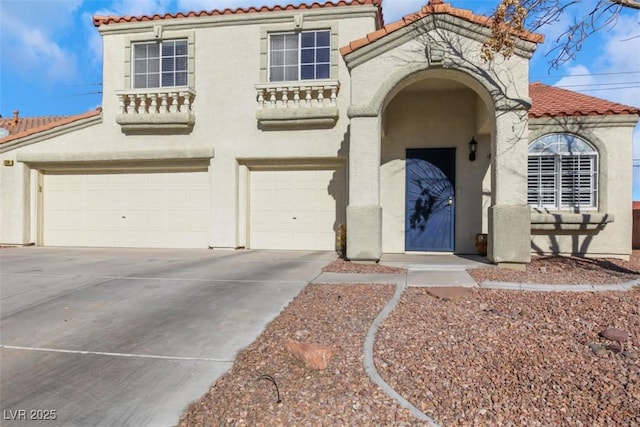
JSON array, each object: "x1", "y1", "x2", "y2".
[
  {"x1": 131, "y1": 39, "x2": 189, "y2": 89},
  {"x1": 267, "y1": 30, "x2": 331, "y2": 83},
  {"x1": 259, "y1": 22, "x2": 338, "y2": 84},
  {"x1": 124, "y1": 29, "x2": 195, "y2": 90},
  {"x1": 527, "y1": 133, "x2": 599, "y2": 210}
]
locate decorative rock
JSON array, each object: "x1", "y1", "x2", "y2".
[
  {"x1": 589, "y1": 343, "x2": 607, "y2": 356},
  {"x1": 599, "y1": 328, "x2": 630, "y2": 352},
  {"x1": 479, "y1": 303, "x2": 489, "y2": 311},
  {"x1": 294, "y1": 329, "x2": 310, "y2": 340},
  {"x1": 622, "y1": 350, "x2": 638, "y2": 360},
  {"x1": 285, "y1": 339, "x2": 334, "y2": 370},
  {"x1": 425, "y1": 287, "x2": 472, "y2": 301}
]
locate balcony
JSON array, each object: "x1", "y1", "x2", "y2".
[
  {"x1": 255, "y1": 80, "x2": 340, "y2": 130},
  {"x1": 116, "y1": 88, "x2": 196, "y2": 134}
]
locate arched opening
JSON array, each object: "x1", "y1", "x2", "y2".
[{"x1": 379, "y1": 71, "x2": 494, "y2": 253}]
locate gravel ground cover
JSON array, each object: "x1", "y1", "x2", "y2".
[
  {"x1": 179, "y1": 252, "x2": 640, "y2": 426},
  {"x1": 377, "y1": 288, "x2": 640, "y2": 426},
  {"x1": 469, "y1": 253, "x2": 640, "y2": 285},
  {"x1": 322, "y1": 258, "x2": 407, "y2": 274},
  {"x1": 178, "y1": 284, "x2": 418, "y2": 426}
]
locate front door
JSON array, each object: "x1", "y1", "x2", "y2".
[{"x1": 405, "y1": 148, "x2": 456, "y2": 251}]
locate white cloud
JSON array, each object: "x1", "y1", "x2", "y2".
[
  {"x1": 382, "y1": 0, "x2": 424, "y2": 22},
  {"x1": 0, "y1": 0, "x2": 82, "y2": 82},
  {"x1": 176, "y1": 0, "x2": 265, "y2": 11},
  {"x1": 103, "y1": 0, "x2": 173, "y2": 17},
  {"x1": 553, "y1": 64, "x2": 597, "y2": 88},
  {"x1": 173, "y1": 0, "x2": 422, "y2": 21},
  {"x1": 81, "y1": 11, "x2": 103, "y2": 67},
  {"x1": 543, "y1": 7, "x2": 640, "y2": 107},
  {"x1": 598, "y1": 14, "x2": 640, "y2": 106}
]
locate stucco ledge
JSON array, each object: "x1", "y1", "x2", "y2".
[
  {"x1": 256, "y1": 107, "x2": 338, "y2": 130},
  {"x1": 531, "y1": 211, "x2": 614, "y2": 231},
  {"x1": 116, "y1": 112, "x2": 196, "y2": 134}
]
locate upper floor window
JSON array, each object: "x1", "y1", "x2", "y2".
[
  {"x1": 527, "y1": 134, "x2": 598, "y2": 210},
  {"x1": 133, "y1": 39, "x2": 187, "y2": 89},
  {"x1": 269, "y1": 30, "x2": 330, "y2": 82}
]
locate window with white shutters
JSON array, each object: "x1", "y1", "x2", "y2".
[
  {"x1": 527, "y1": 134, "x2": 598, "y2": 210},
  {"x1": 528, "y1": 155, "x2": 557, "y2": 207}
]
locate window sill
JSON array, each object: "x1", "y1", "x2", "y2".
[{"x1": 531, "y1": 210, "x2": 614, "y2": 231}]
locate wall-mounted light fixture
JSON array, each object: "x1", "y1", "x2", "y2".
[{"x1": 468, "y1": 137, "x2": 478, "y2": 161}]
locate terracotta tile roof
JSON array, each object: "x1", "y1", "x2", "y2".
[
  {"x1": 634, "y1": 201, "x2": 640, "y2": 210},
  {"x1": 340, "y1": 0, "x2": 543, "y2": 57},
  {"x1": 529, "y1": 82, "x2": 640, "y2": 118},
  {"x1": 0, "y1": 109, "x2": 102, "y2": 145},
  {"x1": 93, "y1": 0, "x2": 383, "y2": 27}
]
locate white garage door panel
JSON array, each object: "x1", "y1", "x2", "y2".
[
  {"x1": 250, "y1": 168, "x2": 344, "y2": 250},
  {"x1": 43, "y1": 171, "x2": 209, "y2": 248}
]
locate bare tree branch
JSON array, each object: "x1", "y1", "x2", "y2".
[
  {"x1": 611, "y1": 0, "x2": 640, "y2": 10},
  {"x1": 483, "y1": 0, "x2": 640, "y2": 68}
]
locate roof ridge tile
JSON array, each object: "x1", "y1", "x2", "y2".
[
  {"x1": 93, "y1": 0, "x2": 382, "y2": 27},
  {"x1": 341, "y1": 0, "x2": 542, "y2": 57}
]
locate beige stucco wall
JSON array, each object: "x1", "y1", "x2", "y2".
[
  {"x1": 346, "y1": 19, "x2": 532, "y2": 117},
  {"x1": 0, "y1": 6, "x2": 378, "y2": 247},
  {"x1": 528, "y1": 117, "x2": 636, "y2": 258},
  {"x1": 380, "y1": 88, "x2": 491, "y2": 253}
]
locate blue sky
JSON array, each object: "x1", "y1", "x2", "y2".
[{"x1": 1, "y1": 0, "x2": 639, "y2": 197}]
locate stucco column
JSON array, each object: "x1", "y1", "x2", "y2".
[
  {"x1": 0, "y1": 162, "x2": 31, "y2": 245},
  {"x1": 346, "y1": 115, "x2": 382, "y2": 261},
  {"x1": 209, "y1": 157, "x2": 238, "y2": 248},
  {"x1": 488, "y1": 107, "x2": 531, "y2": 266}
]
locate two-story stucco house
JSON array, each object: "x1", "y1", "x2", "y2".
[{"x1": 1, "y1": 0, "x2": 638, "y2": 267}]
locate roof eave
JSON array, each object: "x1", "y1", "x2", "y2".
[
  {"x1": 0, "y1": 111, "x2": 103, "y2": 153},
  {"x1": 93, "y1": 0, "x2": 383, "y2": 28}
]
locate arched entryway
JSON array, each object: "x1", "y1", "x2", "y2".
[
  {"x1": 341, "y1": 3, "x2": 538, "y2": 266},
  {"x1": 380, "y1": 71, "x2": 492, "y2": 254}
]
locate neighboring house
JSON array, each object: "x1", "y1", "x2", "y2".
[{"x1": 1, "y1": 0, "x2": 638, "y2": 266}]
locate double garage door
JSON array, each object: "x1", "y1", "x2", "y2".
[
  {"x1": 41, "y1": 166, "x2": 344, "y2": 250},
  {"x1": 42, "y1": 170, "x2": 210, "y2": 248}
]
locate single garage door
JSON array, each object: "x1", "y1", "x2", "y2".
[
  {"x1": 249, "y1": 167, "x2": 344, "y2": 250},
  {"x1": 42, "y1": 169, "x2": 209, "y2": 248}
]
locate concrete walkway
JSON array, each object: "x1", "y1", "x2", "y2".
[{"x1": 312, "y1": 254, "x2": 639, "y2": 426}]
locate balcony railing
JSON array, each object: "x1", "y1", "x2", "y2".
[
  {"x1": 255, "y1": 80, "x2": 340, "y2": 130},
  {"x1": 115, "y1": 87, "x2": 196, "y2": 134}
]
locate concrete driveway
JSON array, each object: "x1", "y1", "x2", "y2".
[{"x1": 0, "y1": 247, "x2": 335, "y2": 426}]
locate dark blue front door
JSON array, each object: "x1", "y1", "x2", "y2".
[{"x1": 405, "y1": 148, "x2": 456, "y2": 251}]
